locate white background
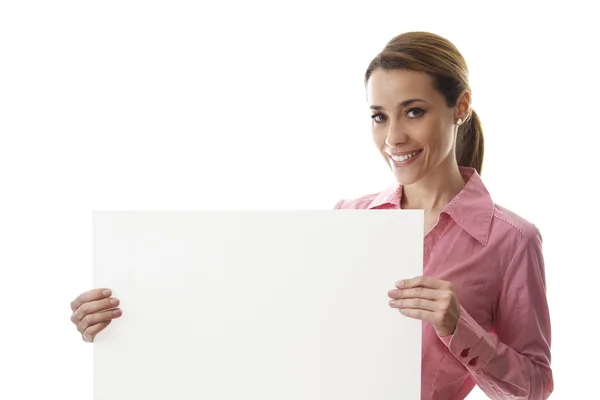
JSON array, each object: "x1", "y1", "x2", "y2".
[{"x1": 0, "y1": 1, "x2": 597, "y2": 399}]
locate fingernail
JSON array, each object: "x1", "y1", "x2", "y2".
[
  {"x1": 396, "y1": 281, "x2": 404, "y2": 288},
  {"x1": 113, "y1": 309, "x2": 122, "y2": 316},
  {"x1": 110, "y1": 298, "x2": 119, "y2": 306},
  {"x1": 103, "y1": 289, "x2": 111, "y2": 296}
]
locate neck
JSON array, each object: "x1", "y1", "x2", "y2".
[{"x1": 401, "y1": 157, "x2": 466, "y2": 212}]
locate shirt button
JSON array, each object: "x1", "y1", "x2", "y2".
[
  {"x1": 468, "y1": 356, "x2": 479, "y2": 367},
  {"x1": 460, "y1": 348, "x2": 470, "y2": 358}
]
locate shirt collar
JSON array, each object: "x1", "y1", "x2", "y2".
[
  {"x1": 443, "y1": 167, "x2": 494, "y2": 245},
  {"x1": 367, "y1": 167, "x2": 494, "y2": 245},
  {"x1": 367, "y1": 182, "x2": 403, "y2": 210}
]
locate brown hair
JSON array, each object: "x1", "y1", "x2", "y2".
[{"x1": 365, "y1": 32, "x2": 484, "y2": 174}]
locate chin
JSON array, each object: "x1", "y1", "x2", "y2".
[
  {"x1": 391, "y1": 167, "x2": 425, "y2": 186},
  {"x1": 384, "y1": 148, "x2": 428, "y2": 186}
]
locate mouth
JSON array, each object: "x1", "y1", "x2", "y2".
[{"x1": 388, "y1": 149, "x2": 423, "y2": 163}]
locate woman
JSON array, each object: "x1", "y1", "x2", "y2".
[{"x1": 70, "y1": 32, "x2": 553, "y2": 399}]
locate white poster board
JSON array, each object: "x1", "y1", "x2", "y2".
[{"x1": 93, "y1": 210, "x2": 424, "y2": 399}]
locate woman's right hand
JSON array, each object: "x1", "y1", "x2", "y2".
[{"x1": 70, "y1": 288, "x2": 122, "y2": 342}]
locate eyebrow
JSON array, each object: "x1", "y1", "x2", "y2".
[{"x1": 369, "y1": 98, "x2": 428, "y2": 110}]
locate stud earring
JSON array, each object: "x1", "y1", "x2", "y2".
[{"x1": 457, "y1": 118, "x2": 463, "y2": 125}]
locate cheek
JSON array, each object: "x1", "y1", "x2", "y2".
[
  {"x1": 417, "y1": 121, "x2": 450, "y2": 150},
  {"x1": 437, "y1": 123, "x2": 456, "y2": 152}
]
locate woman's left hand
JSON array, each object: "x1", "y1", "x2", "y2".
[{"x1": 388, "y1": 276, "x2": 461, "y2": 337}]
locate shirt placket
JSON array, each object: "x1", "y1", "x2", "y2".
[{"x1": 423, "y1": 213, "x2": 451, "y2": 271}]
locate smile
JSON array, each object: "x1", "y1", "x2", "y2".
[{"x1": 389, "y1": 149, "x2": 423, "y2": 163}]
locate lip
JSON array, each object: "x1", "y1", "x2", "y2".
[{"x1": 388, "y1": 149, "x2": 424, "y2": 167}]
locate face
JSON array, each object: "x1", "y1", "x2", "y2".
[{"x1": 367, "y1": 68, "x2": 466, "y2": 185}]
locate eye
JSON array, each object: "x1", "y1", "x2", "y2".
[
  {"x1": 406, "y1": 107, "x2": 425, "y2": 119},
  {"x1": 371, "y1": 113, "x2": 387, "y2": 123}
]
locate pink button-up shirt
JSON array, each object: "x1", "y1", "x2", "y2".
[{"x1": 334, "y1": 167, "x2": 553, "y2": 400}]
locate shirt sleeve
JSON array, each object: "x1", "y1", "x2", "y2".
[
  {"x1": 333, "y1": 199, "x2": 346, "y2": 209},
  {"x1": 439, "y1": 227, "x2": 553, "y2": 399}
]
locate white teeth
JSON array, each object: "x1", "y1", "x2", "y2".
[{"x1": 391, "y1": 150, "x2": 421, "y2": 162}]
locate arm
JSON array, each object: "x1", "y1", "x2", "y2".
[{"x1": 440, "y1": 227, "x2": 553, "y2": 399}]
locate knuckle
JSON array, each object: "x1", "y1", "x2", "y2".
[
  {"x1": 72, "y1": 308, "x2": 83, "y2": 322},
  {"x1": 72, "y1": 300, "x2": 82, "y2": 313},
  {"x1": 81, "y1": 314, "x2": 94, "y2": 327},
  {"x1": 79, "y1": 303, "x2": 90, "y2": 316}
]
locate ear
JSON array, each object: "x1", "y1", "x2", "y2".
[{"x1": 455, "y1": 89, "x2": 472, "y2": 123}]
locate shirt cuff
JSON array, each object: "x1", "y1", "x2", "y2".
[{"x1": 438, "y1": 305, "x2": 497, "y2": 371}]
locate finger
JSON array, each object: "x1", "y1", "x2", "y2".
[
  {"x1": 396, "y1": 276, "x2": 449, "y2": 290},
  {"x1": 71, "y1": 297, "x2": 120, "y2": 324},
  {"x1": 76, "y1": 308, "x2": 122, "y2": 334},
  {"x1": 82, "y1": 320, "x2": 112, "y2": 343},
  {"x1": 389, "y1": 298, "x2": 437, "y2": 311},
  {"x1": 71, "y1": 288, "x2": 112, "y2": 312},
  {"x1": 398, "y1": 308, "x2": 437, "y2": 325},
  {"x1": 388, "y1": 287, "x2": 442, "y2": 300}
]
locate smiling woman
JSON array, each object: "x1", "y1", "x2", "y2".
[
  {"x1": 334, "y1": 32, "x2": 553, "y2": 400},
  {"x1": 67, "y1": 30, "x2": 553, "y2": 400}
]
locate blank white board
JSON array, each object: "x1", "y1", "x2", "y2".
[{"x1": 93, "y1": 210, "x2": 424, "y2": 399}]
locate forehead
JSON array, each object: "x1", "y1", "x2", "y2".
[{"x1": 366, "y1": 69, "x2": 438, "y2": 104}]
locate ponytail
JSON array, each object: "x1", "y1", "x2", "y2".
[{"x1": 456, "y1": 109, "x2": 484, "y2": 175}]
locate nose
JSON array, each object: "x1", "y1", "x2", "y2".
[{"x1": 385, "y1": 121, "x2": 408, "y2": 147}]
